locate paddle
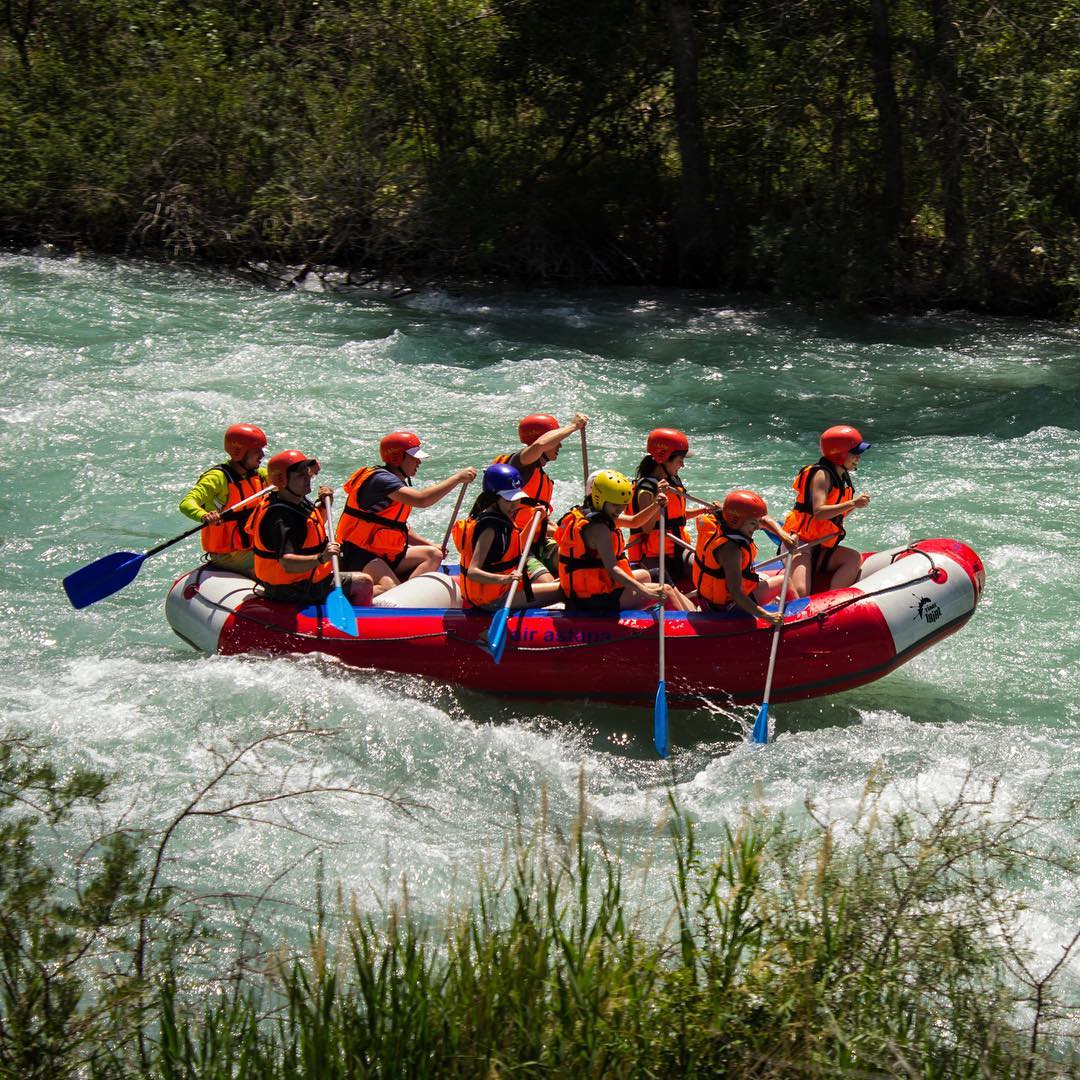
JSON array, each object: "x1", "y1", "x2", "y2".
[
  {"x1": 682, "y1": 490, "x2": 783, "y2": 547},
  {"x1": 668, "y1": 530, "x2": 826, "y2": 571},
  {"x1": 752, "y1": 542, "x2": 796, "y2": 745},
  {"x1": 439, "y1": 480, "x2": 471, "y2": 569},
  {"x1": 63, "y1": 486, "x2": 274, "y2": 610},
  {"x1": 486, "y1": 508, "x2": 543, "y2": 665},
  {"x1": 580, "y1": 426, "x2": 590, "y2": 489},
  {"x1": 319, "y1": 496, "x2": 359, "y2": 638},
  {"x1": 654, "y1": 511, "x2": 669, "y2": 758}
]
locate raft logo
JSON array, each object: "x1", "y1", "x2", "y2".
[{"x1": 911, "y1": 596, "x2": 942, "y2": 624}]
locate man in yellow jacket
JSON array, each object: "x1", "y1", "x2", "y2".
[{"x1": 179, "y1": 424, "x2": 269, "y2": 575}]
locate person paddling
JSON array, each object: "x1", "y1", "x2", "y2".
[
  {"x1": 554, "y1": 469, "x2": 694, "y2": 613},
  {"x1": 178, "y1": 423, "x2": 270, "y2": 575},
  {"x1": 626, "y1": 428, "x2": 711, "y2": 586},
  {"x1": 453, "y1": 464, "x2": 563, "y2": 611},
  {"x1": 783, "y1": 425, "x2": 871, "y2": 596},
  {"x1": 494, "y1": 412, "x2": 588, "y2": 582},
  {"x1": 249, "y1": 450, "x2": 373, "y2": 607},
  {"x1": 336, "y1": 431, "x2": 476, "y2": 595},
  {"x1": 693, "y1": 490, "x2": 794, "y2": 623}
]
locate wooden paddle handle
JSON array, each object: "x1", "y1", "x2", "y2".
[{"x1": 440, "y1": 480, "x2": 470, "y2": 554}]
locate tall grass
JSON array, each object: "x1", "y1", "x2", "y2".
[
  {"x1": 156, "y1": 782, "x2": 1079, "y2": 1078},
  {"x1": 2, "y1": 728, "x2": 1077, "y2": 1078}
]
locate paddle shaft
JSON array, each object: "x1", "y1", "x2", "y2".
[
  {"x1": 321, "y1": 496, "x2": 344, "y2": 589},
  {"x1": 658, "y1": 512, "x2": 666, "y2": 682},
  {"x1": 581, "y1": 427, "x2": 590, "y2": 489},
  {"x1": 440, "y1": 480, "x2": 471, "y2": 554},
  {"x1": 500, "y1": 508, "x2": 543, "y2": 613},
  {"x1": 759, "y1": 544, "x2": 796, "y2": 708},
  {"x1": 667, "y1": 530, "x2": 826, "y2": 570},
  {"x1": 147, "y1": 485, "x2": 274, "y2": 558}
]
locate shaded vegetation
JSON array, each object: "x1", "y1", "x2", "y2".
[
  {"x1": 1, "y1": 727, "x2": 1079, "y2": 1076},
  {"x1": 4, "y1": 1, "x2": 1080, "y2": 314}
]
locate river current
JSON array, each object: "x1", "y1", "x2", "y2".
[{"x1": 2, "y1": 253, "x2": 1077, "y2": 973}]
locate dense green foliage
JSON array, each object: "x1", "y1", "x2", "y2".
[
  {"x1": 3, "y1": 1, "x2": 1080, "y2": 312},
  {"x1": 1, "y1": 727, "x2": 1078, "y2": 1077}
]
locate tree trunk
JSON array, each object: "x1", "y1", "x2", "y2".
[
  {"x1": 929, "y1": 0, "x2": 966, "y2": 271},
  {"x1": 867, "y1": 0, "x2": 905, "y2": 252},
  {"x1": 663, "y1": 0, "x2": 711, "y2": 281}
]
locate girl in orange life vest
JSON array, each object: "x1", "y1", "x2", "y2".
[
  {"x1": 249, "y1": 450, "x2": 374, "y2": 607},
  {"x1": 494, "y1": 412, "x2": 588, "y2": 582},
  {"x1": 555, "y1": 469, "x2": 695, "y2": 613},
  {"x1": 179, "y1": 423, "x2": 270, "y2": 575},
  {"x1": 627, "y1": 428, "x2": 714, "y2": 586},
  {"x1": 336, "y1": 431, "x2": 477, "y2": 596},
  {"x1": 783, "y1": 425, "x2": 872, "y2": 598},
  {"x1": 693, "y1": 490, "x2": 793, "y2": 626},
  {"x1": 453, "y1": 464, "x2": 564, "y2": 612}
]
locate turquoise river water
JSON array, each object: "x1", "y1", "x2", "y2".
[{"x1": 1, "y1": 253, "x2": 1078, "y2": 976}]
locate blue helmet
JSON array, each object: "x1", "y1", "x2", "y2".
[{"x1": 483, "y1": 462, "x2": 525, "y2": 498}]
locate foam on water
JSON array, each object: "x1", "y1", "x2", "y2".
[{"x1": 2, "y1": 253, "x2": 1078, "y2": 963}]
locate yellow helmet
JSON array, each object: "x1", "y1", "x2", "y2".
[{"x1": 589, "y1": 469, "x2": 633, "y2": 511}]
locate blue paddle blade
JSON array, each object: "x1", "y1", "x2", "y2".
[
  {"x1": 324, "y1": 587, "x2": 359, "y2": 638},
  {"x1": 63, "y1": 551, "x2": 145, "y2": 609},
  {"x1": 752, "y1": 702, "x2": 770, "y2": 745},
  {"x1": 487, "y1": 607, "x2": 509, "y2": 664},
  {"x1": 654, "y1": 681, "x2": 669, "y2": 758}
]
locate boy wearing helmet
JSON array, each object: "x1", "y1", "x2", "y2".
[
  {"x1": 554, "y1": 469, "x2": 694, "y2": 613},
  {"x1": 693, "y1": 491, "x2": 792, "y2": 624},
  {"x1": 336, "y1": 431, "x2": 476, "y2": 596},
  {"x1": 493, "y1": 412, "x2": 588, "y2": 582},
  {"x1": 452, "y1": 464, "x2": 563, "y2": 611},
  {"x1": 179, "y1": 424, "x2": 270, "y2": 575},
  {"x1": 248, "y1": 451, "x2": 374, "y2": 607},
  {"x1": 627, "y1": 428, "x2": 713, "y2": 586},
  {"x1": 783, "y1": 425, "x2": 872, "y2": 596}
]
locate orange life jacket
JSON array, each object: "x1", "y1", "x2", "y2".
[
  {"x1": 493, "y1": 453, "x2": 554, "y2": 542},
  {"x1": 782, "y1": 457, "x2": 854, "y2": 548},
  {"x1": 627, "y1": 473, "x2": 688, "y2": 562},
  {"x1": 692, "y1": 512, "x2": 759, "y2": 607},
  {"x1": 553, "y1": 505, "x2": 632, "y2": 601},
  {"x1": 199, "y1": 463, "x2": 268, "y2": 554},
  {"x1": 250, "y1": 495, "x2": 332, "y2": 588},
  {"x1": 452, "y1": 511, "x2": 524, "y2": 608},
  {"x1": 336, "y1": 466, "x2": 411, "y2": 559}
]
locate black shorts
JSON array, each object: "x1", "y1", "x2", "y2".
[
  {"x1": 697, "y1": 596, "x2": 738, "y2": 614},
  {"x1": 636, "y1": 547, "x2": 693, "y2": 586},
  {"x1": 339, "y1": 541, "x2": 404, "y2": 574},
  {"x1": 260, "y1": 576, "x2": 337, "y2": 606},
  {"x1": 566, "y1": 590, "x2": 622, "y2": 614}
]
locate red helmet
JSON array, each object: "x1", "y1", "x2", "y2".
[
  {"x1": 518, "y1": 413, "x2": 560, "y2": 445},
  {"x1": 267, "y1": 450, "x2": 319, "y2": 489},
  {"x1": 820, "y1": 425, "x2": 870, "y2": 465},
  {"x1": 224, "y1": 423, "x2": 267, "y2": 461},
  {"x1": 722, "y1": 489, "x2": 768, "y2": 528},
  {"x1": 380, "y1": 431, "x2": 429, "y2": 466},
  {"x1": 646, "y1": 428, "x2": 690, "y2": 464}
]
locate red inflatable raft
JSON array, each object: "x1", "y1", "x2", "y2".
[{"x1": 165, "y1": 538, "x2": 984, "y2": 707}]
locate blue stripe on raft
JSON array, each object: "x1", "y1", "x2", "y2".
[{"x1": 297, "y1": 603, "x2": 811, "y2": 622}]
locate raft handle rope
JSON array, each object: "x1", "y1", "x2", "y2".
[
  {"x1": 188, "y1": 567, "x2": 450, "y2": 645},
  {"x1": 184, "y1": 546, "x2": 942, "y2": 652}
]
